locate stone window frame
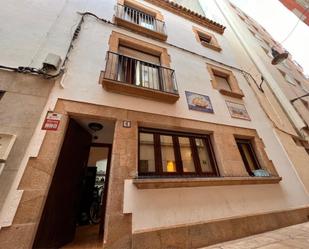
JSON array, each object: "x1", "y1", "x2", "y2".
[
  {"x1": 207, "y1": 63, "x2": 244, "y2": 99},
  {"x1": 115, "y1": 0, "x2": 167, "y2": 41},
  {"x1": 233, "y1": 134, "x2": 277, "y2": 178},
  {"x1": 301, "y1": 99, "x2": 309, "y2": 109},
  {"x1": 192, "y1": 26, "x2": 222, "y2": 52},
  {"x1": 134, "y1": 126, "x2": 280, "y2": 189},
  {"x1": 101, "y1": 31, "x2": 179, "y2": 103},
  {"x1": 138, "y1": 127, "x2": 220, "y2": 177},
  {"x1": 278, "y1": 69, "x2": 297, "y2": 86},
  {"x1": 108, "y1": 31, "x2": 171, "y2": 66},
  {"x1": 237, "y1": 13, "x2": 247, "y2": 23}
]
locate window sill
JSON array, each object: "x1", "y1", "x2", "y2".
[
  {"x1": 201, "y1": 42, "x2": 222, "y2": 52},
  {"x1": 219, "y1": 89, "x2": 244, "y2": 99},
  {"x1": 101, "y1": 76, "x2": 179, "y2": 103},
  {"x1": 114, "y1": 17, "x2": 167, "y2": 41},
  {"x1": 132, "y1": 176, "x2": 282, "y2": 189}
]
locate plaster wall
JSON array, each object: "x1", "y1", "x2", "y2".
[{"x1": 0, "y1": 70, "x2": 54, "y2": 225}]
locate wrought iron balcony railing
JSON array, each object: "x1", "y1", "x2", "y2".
[
  {"x1": 104, "y1": 51, "x2": 178, "y2": 95},
  {"x1": 115, "y1": 4, "x2": 166, "y2": 35}
]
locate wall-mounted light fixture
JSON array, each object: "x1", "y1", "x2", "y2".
[
  {"x1": 88, "y1": 122, "x2": 103, "y2": 140},
  {"x1": 271, "y1": 48, "x2": 289, "y2": 65}
]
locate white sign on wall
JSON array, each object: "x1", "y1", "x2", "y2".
[{"x1": 42, "y1": 111, "x2": 62, "y2": 131}]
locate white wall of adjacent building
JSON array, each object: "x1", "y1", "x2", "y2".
[{"x1": 0, "y1": 0, "x2": 308, "y2": 231}]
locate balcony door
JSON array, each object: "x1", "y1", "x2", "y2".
[
  {"x1": 118, "y1": 46, "x2": 161, "y2": 90},
  {"x1": 123, "y1": 5, "x2": 155, "y2": 30}
]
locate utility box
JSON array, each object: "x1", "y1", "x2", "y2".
[{"x1": 43, "y1": 53, "x2": 62, "y2": 71}]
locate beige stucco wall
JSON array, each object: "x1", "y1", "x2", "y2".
[{"x1": 0, "y1": 70, "x2": 54, "y2": 227}]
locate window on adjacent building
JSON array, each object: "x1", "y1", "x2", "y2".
[
  {"x1": 236, "y1": 139, "x2": 261, "y2": 176},
  {"x1": 301, "y1": 99, "x2": 309, "y2": 109},
  {"x1": 237, "y1": 14, "x2": 246, "y2": 22},
  {"x1": 278, "y1": 69, "x2": 296, "y2": 85},
  {"x1": 0, "y1": 91, "x2": 4, "y2": 101},
  {"x1": 138, "y1": 128, "x2": 219, "y2": 177}
]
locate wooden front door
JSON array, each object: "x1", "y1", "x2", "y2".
[{"x1": 33, "y1": 119, "x2": 92, "y2": 249}]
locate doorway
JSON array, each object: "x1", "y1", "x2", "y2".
[
  {"x1": 33, "y1": 118, "x2": 115, "y2": 249},
  {"x1": 77, "y1": 144, "x2": 112, "y2": 238}
]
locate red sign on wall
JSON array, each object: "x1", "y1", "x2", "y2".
[{"x1": 42, "y1": 112, "x2": 62, "y2": 131}]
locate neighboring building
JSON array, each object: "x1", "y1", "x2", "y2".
[
  {"x1": 0, "y1": 1, "x2": 309, "y2": 249},
  {"x1": 226, "y1": 0, "x2": 309, "y2": 192},
  {"x1": 279, "y1": 0, "x2": 309, "y2": 26}
]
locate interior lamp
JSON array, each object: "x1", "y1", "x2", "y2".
[{"x1": 166, "y1": 161, "x2": 176, "y2": 172}]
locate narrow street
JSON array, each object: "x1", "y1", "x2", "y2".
[{"x1": 203, "y1": 222, "x2": 309, "y2": 249}]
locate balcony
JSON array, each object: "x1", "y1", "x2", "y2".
[
  {"x1": 115, "y1": 4, "x2": 167, "y2": 41},
  {"x1": 101, "y1": 52, "x2": 179, "y2": 103}
]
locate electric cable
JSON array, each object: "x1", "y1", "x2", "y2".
[
  {"x1": 280, "y1": 6, "x2": 309, "y2": 44},
  {"x1": 0, "y1": 10, "x2": 304, "y2": 139},
  {"x1": 0, "y1": 11, "x2": 272, "y2": 91}
]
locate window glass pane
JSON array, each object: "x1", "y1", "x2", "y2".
[
  {"x1": 240, "y1": 143, "x2": 256, "y2": 171},
  {"x1": 136, "y1": 62, "x2": 160, "y2": 89},
  {"x1": 118, "y1": 46, "x2": 160, "y2": 64},
  {"x1": 179, "y1": 137, "x2": 195, "y2": 172},
  {"x1": 215, "y1": 75, "x2": 231, "y2": 91},
  {"x1": 140, "y1": 15, "x2": 154, "y2": 30},
  {"x1": 200, "y1": 35, "x2": 211, "y2": 44},
  {"x1": 196, "y1": 138, "x2": 213, "y2": 173},
  {"x1": 139, "y1": 133, "x2": 155, "y2": 173},
  {"x1": 161, "y1": 135, "x2": 176, "y2": 172}
]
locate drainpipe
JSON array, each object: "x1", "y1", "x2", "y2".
[{"x1": 213, "y1": 0, "x2": 307, "y2": 136}]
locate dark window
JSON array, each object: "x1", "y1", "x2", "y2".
[
  {"x1": 214, "y1": 74, "x2": 232, "y2": 91},
  {"x1": 236, "y1": 139, "x2": 261, "y2": 176},
  {"x1": 199, "y1": 33, "x2": 212, "y2": 44},
  {"x1": 0, "y1": 91, "x2": 5, "y2": 100},
  {"x1": 301, "y1": 99, "x2": 309, "y2": 109},
  {"x1": 117, "y1": 46, "x2": 161, "y2": 89},
  {"x1": 138, "y1": 128, "x2": 219, "y2": 177}
]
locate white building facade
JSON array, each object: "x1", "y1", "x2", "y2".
[{"x1": 0, "y1": 0, "x2": 309, "y2": 248}]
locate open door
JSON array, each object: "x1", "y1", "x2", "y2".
[{"x1": 33, "y1": 119, "x2": 92, "y2": 249}]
